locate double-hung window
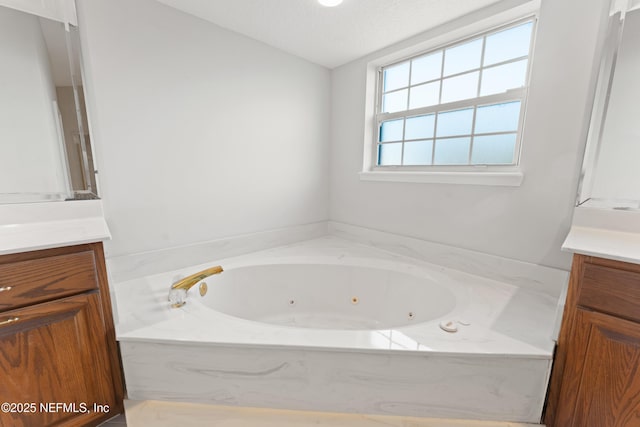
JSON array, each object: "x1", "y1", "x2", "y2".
[{"x1": 373, "y1": 19, "x2": 535, "y2": 173}]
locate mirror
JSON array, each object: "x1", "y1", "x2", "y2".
[
  {"x1": 0, "y1": 4, "x2": 98, "y2": 204},
  {"x1": 578, "y1": 1, "x2": 640, "y2": 209}
]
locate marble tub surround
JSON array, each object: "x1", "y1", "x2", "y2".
[
  {"x1": 329, "y1": 222, "x2": 569, "y2": 342},
  {"x1": 106, "y1": 221, "x2": 328, "y2": 283},
  {"x1": 329, "y1": 222, "x2": 569, "y2": 299},
  {"x1": 115, "y1": 237, "x2": 559, "y2": 355},
  {"x1": 115, "y1": 237, "x2": 563, "y2": 422},
  {"x1": 0, "y1": 199, "x2": 110, "y2": 255},
  {"x1": 123, "y1": 400, "x2": 543, "y2": 427},
  {"x1": 121, "y1": 341, "x2": 550, "y2": 422},
  {"x1": 107, "y1": 220, "x2": 568, "y2": 299}
]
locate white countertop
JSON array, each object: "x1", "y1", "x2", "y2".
[
  {"x1": 562, "y1": 226, "x2": 640, "y2": 264},
  {"x1": 0, "y1": 200, "x2": 110, "y2": 255},
  {"x1": 563, "y1": 207, "x2": 640, "y2": 265}
]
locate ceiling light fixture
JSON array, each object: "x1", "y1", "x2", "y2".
[{"x1": 318, "y1": 0, "x2": 343, "y2": 7}]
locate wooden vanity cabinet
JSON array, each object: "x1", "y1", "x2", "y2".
[
  {"x1": 0, "y1": 243, "x2": 124, "y2": 427},
  {"x1": 545, "y1": 254, "x2": 640, "y2": 427}
]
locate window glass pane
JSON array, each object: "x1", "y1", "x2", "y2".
[
  {"x1": 377, "y1": 143, "x2": 402, "y2": 165},
  {"x1": 480, "y1": 60, "x2": 527, "y2": 96},
  {"x1": 474, "y1": 101, "x2": 521, "y2": 134},
  {"x1": 433, "y1": 137, "x2": 471, "y2": 165},
  {"x1": 405, "y1": 114, "x2": 435, "y2": 140},
  {"x1": 436, "y1": 108, "x2": 474, "y2": 137},
  {"x1": 443, "y1": 38, "x2": 483, "y2": 76},
  {"x1": 411, "y1": 52, "x2": 442, "y2": 84},
  {"x1": 384, "y1": 61, "x2": 410, "y2": 92},
  {"x1": 409, "y1": 81, "x2": 440, "y2": 109},
  {"x1": 484, "y1": 22, "x2": 533, "y2": 66},
  {"x1": 404, "y1": 140, "x2": 433, "y2": 165},
  {"x1": 379, "y1": 119, "x2": 404, "y2": 142},
  {"x1": 471, "y1": 134, "x2": 517, "y2": 164},
  {"x1": 375, "y1": 20, "x2": 534, "y2": 170},
  {"x1": 441, "y1": 71, "x2": 479, "y2": 104},
  {"x1": 383, "y1": 89, "x2": 408, "y2": 113}
]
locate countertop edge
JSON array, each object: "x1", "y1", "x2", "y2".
[
  {"x1": 0, "y1": 200, "x2": 111, "y2": 255},
  {"x1": 562, "y1": 225, "x2": 640, "y2": 265}
]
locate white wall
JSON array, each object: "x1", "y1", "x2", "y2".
[
  {"x1": 76, "y1": 0, "x2": 330, "y2": 258},
  {"x1": 329, "y1": 0, "x2": 610, "y2": 270},
  {"x1": 591, "y1": 9, "x2": 640, "y2": 202},
  {"x1": 0, "y1": 6, "x2": 68, "y2": 196},
  {"x1": 0, "y1": 0, "x2": 77, "y2": 25}
]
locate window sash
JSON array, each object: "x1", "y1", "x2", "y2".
[
  {"x1": 380, "y1": 55, "x2": 528, "y2": 98},
  {"x1": 372, "y1": 17, "x2": 535, "y2": 169},
  {"x1": 374, "y1": 92, "x2": 527, "y2": 167},
  {"x1": 375, "y1": 88, "x2": 525, "y2": 123}
]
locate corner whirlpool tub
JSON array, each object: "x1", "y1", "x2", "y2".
[{"x1": 113, "y1": 236, "x2": 562, "y2": 423}]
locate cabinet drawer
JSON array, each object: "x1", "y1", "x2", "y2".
[
  {"x1": 0, "y1": 251, "x2": 98, "y2": 312},
  {"x1": 578, "y1": 261, "x2": 640, "y2": 323}
]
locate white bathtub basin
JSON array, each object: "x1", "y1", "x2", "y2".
[{"x1": 201, "y1": 264, "x2": 456, "y2": 330}]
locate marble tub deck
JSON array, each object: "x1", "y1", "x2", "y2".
[{"x1": 114, "y1": 236, "x2": 564, "y2": 423}]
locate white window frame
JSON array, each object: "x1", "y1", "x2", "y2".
[{"x1": 360, "y1": 1, "x2": 540, "y2": 187}]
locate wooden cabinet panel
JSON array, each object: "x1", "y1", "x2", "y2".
[
  {"x1": 555, "y1": 309, "x2": 640, "y2": 426},
  {"x1": 546, "y1": 255, "x2": 640, "y2": 427},
  {"x1": 0, "y1": 250, "x2": 98, "y2": 312},
  {"x1": 0, "y1": 293, "x2": 118, "y2": 427},
  {"x1": 0, "y1": 243, "x2": 123, "y2": 427}
]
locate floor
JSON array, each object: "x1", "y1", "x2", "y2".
[
  {"x1": 112, "y1": 400, "x2": 545, "y2": 427},
  {"x1": 99, "y1": 413, "x2": 127, "y2": 426}
]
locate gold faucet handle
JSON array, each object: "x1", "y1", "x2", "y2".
[
  {"x1": 169, "y1": 265, "x2": 223, "y2": 308},
  {"x1": 171, "y1": 265, "x2": 224, "y2": 290},
  {"x1": 183, "y1": 265, "x2": 223, "y2": 283}
]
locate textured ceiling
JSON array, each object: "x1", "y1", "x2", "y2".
[{"x1": 155, "y1": 0, "x2": 504, "y2": 69}]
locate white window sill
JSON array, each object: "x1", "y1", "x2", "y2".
[{"x1": 359, "y1": 170, "x2": 524, "y2": 187}]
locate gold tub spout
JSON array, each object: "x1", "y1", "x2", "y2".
[{"x1": 168, "y1": 265, "x2": 223, "y2": 308}]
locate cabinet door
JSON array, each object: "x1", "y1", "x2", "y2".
[
  {"x1": 0, "y1": 292, "x2": 119, "y2": 427},
  {"x1": 555, "y1": 309, "x2": 640, "y2": 426}
]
